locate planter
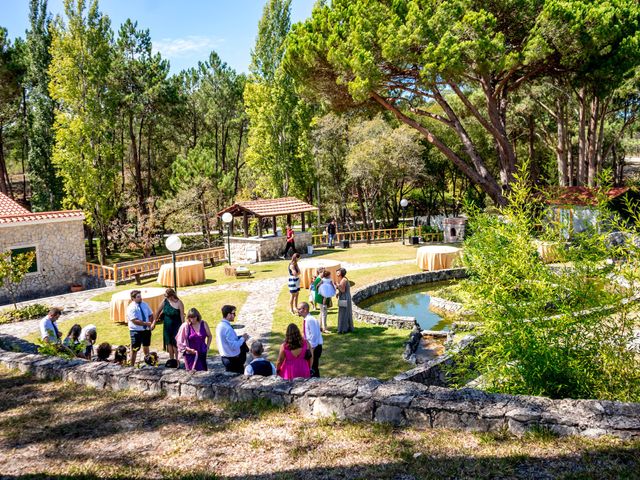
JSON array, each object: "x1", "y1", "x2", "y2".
[
  {"x1": 70, "y1": 284, "x2": 84, "y2": 293},
  {"x1": 341, "y1": 239, "x2": 350, "y2": 248}
]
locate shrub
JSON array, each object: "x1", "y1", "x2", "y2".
[
  {"x1": 451, "y1": 168, "x2": 640, "y2": 402},
  {"x1": 0, "y1": 304, "x2": 50, "y2": 325}
]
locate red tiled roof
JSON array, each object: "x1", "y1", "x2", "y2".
[
  {"x1": 217, "y1": 197, "x2": 318, "y2": 218},
  {"x1": 544, "y1": 187, "x2": 630, "y2": 206},
  {"x1": 0, "y1": 192, "x2": 30, "y2": 216},
  {"x1": 0, "y1": 193, "x2": 84, "y2": 225}
]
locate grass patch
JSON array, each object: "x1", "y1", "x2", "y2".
[
  {"x1": 312, "y1": 241, "x2": 422, "y2": 263},
  {"x1": 26, "y1": 290, "x2": 249, "y2": 356}
]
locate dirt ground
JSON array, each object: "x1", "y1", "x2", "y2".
[{"x1": 0, "y1": 367, "x2": 638, "y2": 480}]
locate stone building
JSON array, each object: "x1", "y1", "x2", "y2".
[{"x1": 0, "y1": 192, "x2": 85, "y2": 305}]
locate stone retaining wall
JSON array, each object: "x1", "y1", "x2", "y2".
[
  {"x1": 1, "y1": 334, "x2": 637, "y2": 439},
  {"x1": 352, "y1": 269, "x2": 467, "y2": 330}
]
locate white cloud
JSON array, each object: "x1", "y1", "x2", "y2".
[{"x1": 153, "y1": 35, "x2": 224, "y2": 58}]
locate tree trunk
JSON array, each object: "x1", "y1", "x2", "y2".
[
  {"x1": 355, "y1": 184, "x2": 369, "y2": 230},
  {"x1": 578, "y1": 89, "x2": 588, "y2": 186},
  {"x1": 0, "y1": 126, "x2": 14, "y2": 197},
  {"x1": 556, "y1": 97, "x2": 569, "y2": 186},
  {"x1": 587, "y1": 96, "x2": 600, "y2": 186}
]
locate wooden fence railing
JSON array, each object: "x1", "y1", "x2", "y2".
[
  {"x1": 312, "y1": 228, "x2": 443, "y2": 246},
  {"x1": 86, "y1": 246, "x2": 227, "y2": 284}
]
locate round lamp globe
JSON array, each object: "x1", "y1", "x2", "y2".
[
  {"x1": 400, "y1": 198, "x2": 409, "y2": 208},
  {"x1": 165, "y1": 234, "x2": 182, "y2": 252},
  {"x1": 222, "y1": 212, "x2": 233, "y2": 224}
]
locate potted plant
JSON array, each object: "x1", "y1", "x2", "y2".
[{"x1": 70, "y1": 283, "x2": 84, "y2": 293}]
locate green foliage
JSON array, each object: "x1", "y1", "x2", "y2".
[
  {"x1": 49, "y1": 0, "x2": 120, "y2": 263},
  {"x1": 37, "y1": 338, "x2": 82, "y2": 359},
  {"x1": 453, "y1": 167, "x2": 640, "y2": 402},
  {"x1": 0, "y1": 303, "x2": 49, "y2": 324},
  {"x1": 0, "y1": 251, "x2": 36, "y2": 309}
]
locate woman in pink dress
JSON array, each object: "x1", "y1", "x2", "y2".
[
  {"x1": 276, "y1": 323, "x2": 312, "y2": 380},
  {"x1": 176, "y1": 308, "x2": 212, "y2": 371}
]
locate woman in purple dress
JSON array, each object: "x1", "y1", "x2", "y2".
[{"x1": 176, "y1": 308, "x2": 212, "y2": 371}]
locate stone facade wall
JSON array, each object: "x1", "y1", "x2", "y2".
[
  {"x1": 227, "y1": 231, "x2": 312, "y2": 262},
  {"x1": 443, "y1": 217, "x2": 467, "y2": 243},
  {"x1": 0, "y1": 334, "x2": 637, "y2": 440},
  {"x1": 0, "y1": 219, "x2": 86, "y2": 304},
  {"x1": 352, "y1": 269, "x2": 467, "y2": 331}
]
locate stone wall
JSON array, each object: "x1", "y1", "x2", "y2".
[
  {"x1": 0, "y1": 219, "x2": 86, "y2": 305},
  {"x1": 227, "y1": 231, "x2": 312, "y2": 262},
  {"x1": 0, "y1": 335, "x2": 637, "y2": 440},
  {"x1": 352, "y1": 269, "x2": 467, "y2": 331}
]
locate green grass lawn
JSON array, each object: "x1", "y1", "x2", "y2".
[
  {"x1": 312, "y1": 240, "x2": 423, "y2": 263},
  {"x1": 268, "y1": 262, "x2": 425, "y2": 380},
  {"x1": 27, "y1": 289, "x2": 249, "y2": 356}
]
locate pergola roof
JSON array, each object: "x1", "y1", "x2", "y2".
[
  {"x1": 544, "y1": 187, "x2": 630, "y2": 206},
  {"x1": 217, "y1": 197, "x2": 318, "y2": 218}
]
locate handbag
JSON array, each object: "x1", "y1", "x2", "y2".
[{"x1": 338, "y1": 298, "x2": 348, "y2": 308}]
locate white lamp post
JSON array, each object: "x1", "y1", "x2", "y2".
[
  {"x1": 222, "y1": 212, "x2": 233, "y2": 265},
  {"x1": 165, "y1": 234, "x2": 182, "y2": 291},
  {"x1": 400, "y1": 198, "x2": 409, "y2": 245}
]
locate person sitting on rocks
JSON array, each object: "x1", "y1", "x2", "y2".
[
  {"x1": 79, "y1": 324, "x2": 97, "y2": 359},
  {"x1": 39, "y1": 307, "x2": 63, "y2": 344},
  {"x1": 63, "y1": 324, "x2": 82, "y2": 349},
  {"x1": 96, "y1": 342, "x2": 112, "y2": 361},
  {"x1": 244, "y1": 341, "x2": 276, "y2": 376},
  {"x1": 113, "y1": 345, "x2": 128, "y2": 365}
]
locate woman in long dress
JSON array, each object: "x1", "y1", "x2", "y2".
[
  {"x1": 176, "y1": 308, "x2": 212, "y2": 371},
  {"x1": 335, "y1": 268, "x2": 354, "y2": 334},
  {"x1": 156, "y1": 288, "x2": 184, "y2": 365}
]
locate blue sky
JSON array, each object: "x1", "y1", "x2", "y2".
[{"x1": 2, "y1": 0, "x2": 316, "y2": 74}]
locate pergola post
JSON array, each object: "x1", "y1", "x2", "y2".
[
  {"x1": 301, "y1": 212, "x2": 306, "y2": 231},
  {"x1": 243, "y1": 213, "x2": 249, "y2": 237},
  {"x1": 287, "y1": 213, "x2": 292, "y2": 227},
  {"x1": 258, "y1": 217, "x2": 263, "y2": 238},
  {"x1": 272, "y1": 216, "x2": 277, "y2": 235}
]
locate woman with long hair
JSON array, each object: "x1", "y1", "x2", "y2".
[
  {"x1": 276, "y1": 323, "x2": 312, "y2": 380},
  {"x1": 156, "y1": 288, "x2": 184, "y2": 365},
  {"x1": 287, "y1": 253, "x2": 301, "y2": 315},
  {"x1": 336, "y1": 268, "x2": 354, "y2": 334},
  {"x1": 176, "y1": 308, "x2": 212, "y2": 371}
]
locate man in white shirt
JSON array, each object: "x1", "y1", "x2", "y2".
[
  {"x1": 244, "y1": 340, "x2": 276, "y2": 376},
  {"x1": 126, "y1": 290, "x2": 155, "y2": 365},
  {"x1": 298, "y1": 302, "x2": 323, "y2": 377},
  {"x1": 216, "y1": 304, "x2": 249, "y2": 373},
  {"x1": 79, "y1": 324, "x2": 97, "y2": 359},
  {"x1": 39, "y1": 308, "x2": 63, "y2": 343}
]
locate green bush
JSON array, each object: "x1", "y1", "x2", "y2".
[
  {"x1": 0, "y1": 304, "x2": 50, "y2": 325},
  {"x1": 451, "y1": 168, "x2": 640, "y2": 402}
]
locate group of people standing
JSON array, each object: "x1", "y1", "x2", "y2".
[{"x1": 287, "y1": 254, "x2": 353, "y2": 334}]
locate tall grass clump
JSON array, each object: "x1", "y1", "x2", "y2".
[{"x1": 453, "y1": 167, "x2": 640, "y2": 401}]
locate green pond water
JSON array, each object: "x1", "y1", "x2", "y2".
[{"x1": 359, "y1": 282, "x2": 454, "y2": 331}]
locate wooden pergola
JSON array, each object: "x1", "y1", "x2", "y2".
[{"x1": 217, "y1": 197, "x2": 318, "y2": 238}]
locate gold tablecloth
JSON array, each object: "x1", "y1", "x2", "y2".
[
  {"x1": 298, "y1": 259, "x2": 341, "y2": 289},
  {"x1": 157, "y1": 260, "x2": 205, "y2": 287},
  {"x1": 416, "y1": 245, "x2": 462, "y2": 271},
  {"x1": 110, "y1": 287, "x2": 166, "y2": 324}
]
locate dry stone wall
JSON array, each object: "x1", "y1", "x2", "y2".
[
  {"x1": 0, "y1": 219, "x2": 86, "y2": 304},
  {"x1": 0, "y1": 334, "x2": 637, "y2": 440},
  {"x1": 227, "y1": 231, "x2": 312, "y2": 262}
]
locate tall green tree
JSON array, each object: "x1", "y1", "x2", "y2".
[
  {"x1": 26, "y1": 0, "x2": 63, "y2": 210},
  {"x1": 286, "y1": 0, "x2": 640, "y2": 204},
  {"x1": 245, "y1": 0, "x2": 315, "y2": 200},
  {"x1": 49, "y1": 0, "x2": 119, "y2": 263}
]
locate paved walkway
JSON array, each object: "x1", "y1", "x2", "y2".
[{"x1": 0, "y1": 257, "x2": 416, "y2": 349}]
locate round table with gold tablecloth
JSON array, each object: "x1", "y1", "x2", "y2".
[
  {"x1": 416, "y1": 245, "x2": 462, "y2": 271},
  {"x1": 110, "y1": 287, "x2": 166, "y2": 324},
  {"x1": 156, "y1": 260, "x2": 206, "y2": 288},
  {"x1": 298, "y1": 259, "x2": 341, "y2": 289}
]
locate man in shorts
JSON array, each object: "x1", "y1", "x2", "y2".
[{"x1": 127, "y1": 290, "x2": 155, "y2": 365}]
